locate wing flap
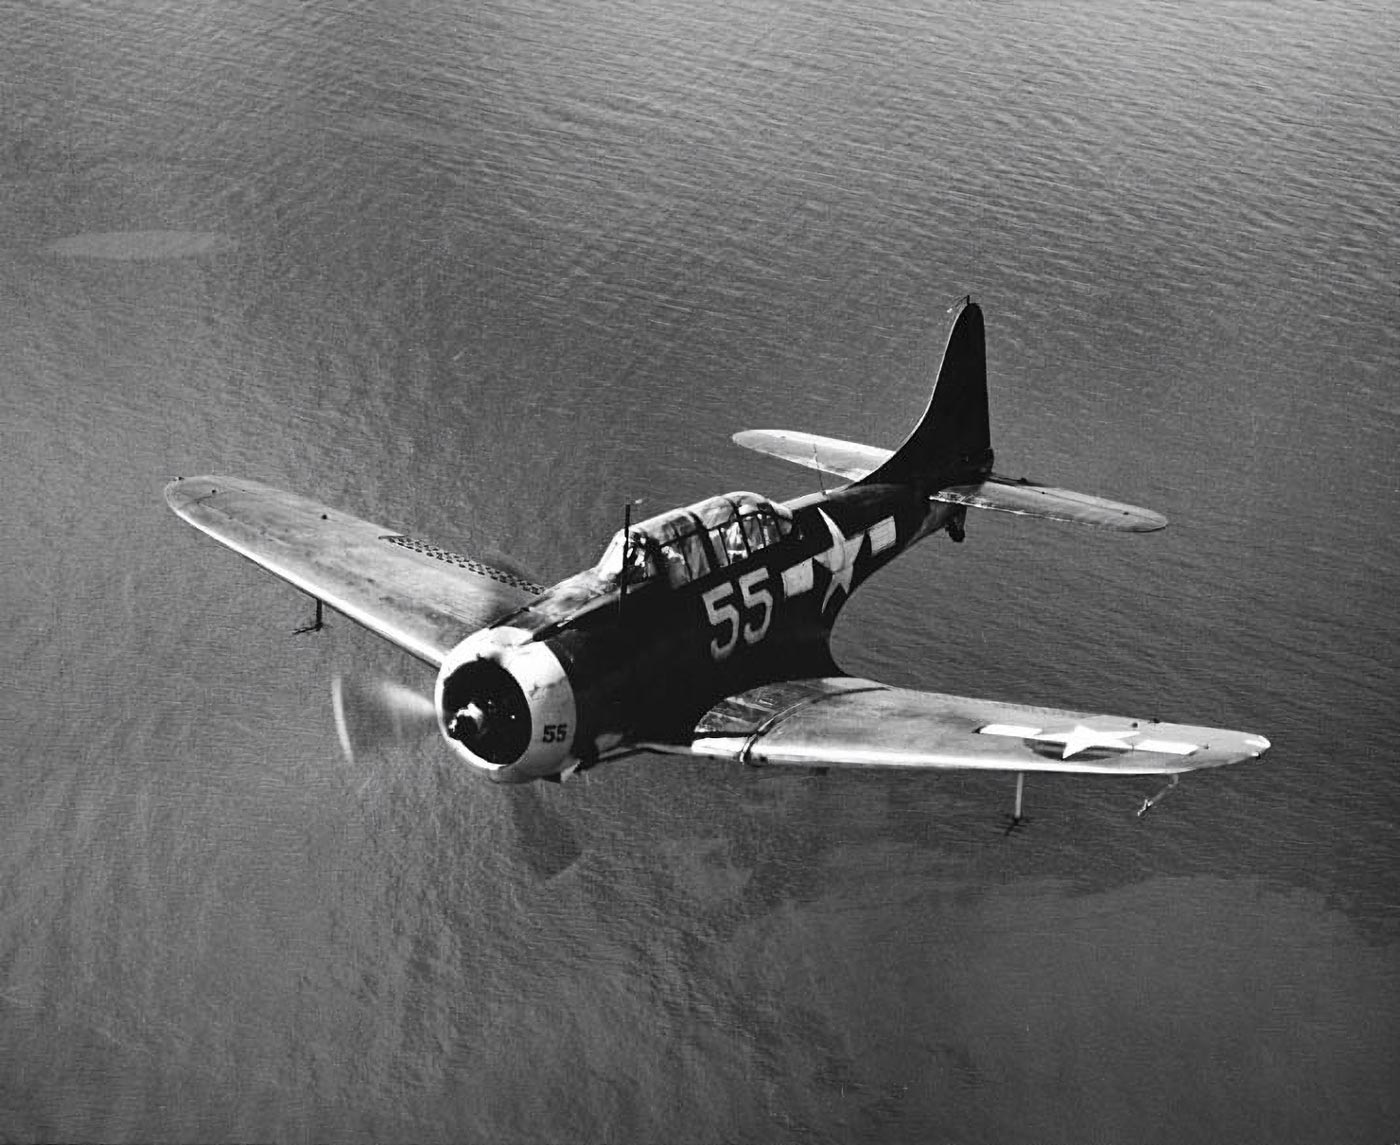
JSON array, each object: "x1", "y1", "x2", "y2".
[
  {"x1": 165, "y1": 476, "x2": 543, "y2": 666},
  {"x1": 667, "y1": 678, "x2": 1267, "y2": 775}
]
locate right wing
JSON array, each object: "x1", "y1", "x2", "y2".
[
  {"x1": 165, "y1": 476, "x2": 544, "y2": 666},
  {"x1": 654, "y1": 677, "x2": 1268, "y2": 775}
]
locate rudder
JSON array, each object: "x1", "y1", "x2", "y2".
[{"x1": 857, "y1": 298, "x2": 993, "y2": 492}]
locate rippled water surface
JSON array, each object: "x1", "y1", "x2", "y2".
[{"x1": 2, "y1": 1, "x2": 1397, "y2": 1141}]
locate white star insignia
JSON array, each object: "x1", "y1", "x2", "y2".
[
  {"x1": 978, "y1": 723, "x2": 1200, "y2": 758},
  {"x1": 1039, "y1": 724, "x2": 1141, "y2": 759},
  {"x1": 814, "y1": 509, "x2": 865, "y2": 610}
]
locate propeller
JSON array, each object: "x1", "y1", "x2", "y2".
[
  {"x1": 331, "y1": 673, "x2": 437, "y2": 770},
  {"x1": 329, "y1": 673, "x2": 583, "y2": 878}
]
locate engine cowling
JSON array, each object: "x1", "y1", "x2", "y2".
[{"x1": 434, "y1": 627, "x2": 577, "y2": 781}]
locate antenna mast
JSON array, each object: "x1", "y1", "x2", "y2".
[{"x1": 619, "y1": 501, "x2": 632, "y2": 619}]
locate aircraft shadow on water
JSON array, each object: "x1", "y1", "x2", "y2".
[{"x1": 166, "y1": 299, "x2": 1269, "y2": 828}]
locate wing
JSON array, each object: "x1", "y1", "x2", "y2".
[
  {"x1": 652, "y1": 678, "x2": 1268, "y2": 775},
  {"x1": 165, "y1": 476, "x2": 544, "y2": 666}
]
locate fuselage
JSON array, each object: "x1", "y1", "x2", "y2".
[{"x1": 452, "y1": 481, "x2": 963, "y2": 781}]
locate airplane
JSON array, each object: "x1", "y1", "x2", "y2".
[{"x1": 165, "y1": 298, "x2": 1269, "y2": 824}]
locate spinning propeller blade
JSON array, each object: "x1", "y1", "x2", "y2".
[
  {"x1": 329, "y1": 674, "x2": 581, "y2": 877},
  {"x1": 330, "y1": 673, "x2": 435, "y2": 767}
]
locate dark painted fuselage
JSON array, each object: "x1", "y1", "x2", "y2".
[{"x1": 487, "y1": 482, "x2": 962, "y2": 780}]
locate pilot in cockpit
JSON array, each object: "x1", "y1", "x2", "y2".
[
  {"x1": 599, "y1": 530, "x2": 658, "y2": 587},
  {"x1": 720, "y1": 520, "x2": 749, "y2": 563},
  {"x1": 625, "y1": 539, "x2": 658, "y2": 585}
]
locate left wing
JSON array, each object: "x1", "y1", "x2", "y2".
[
  {"x1": 652, "y1": 678, "x2": 1268, "y2": 775},
  {"x1": 165, "y1": 476, "x2": 543, "y2": 666}
]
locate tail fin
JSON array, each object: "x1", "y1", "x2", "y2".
[{"x1": 857, "y1": 298, "x2": 993, "y2": 492}]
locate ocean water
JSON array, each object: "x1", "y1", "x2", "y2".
[{"x1": 1, "y1": 1, "x2": 1397, "y2": 1141}]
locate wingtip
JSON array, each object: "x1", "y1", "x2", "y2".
[
  {"x1": 1200, "y1": 728, "x2": 1271, "y2": 767},
  {"x1": 164, "y1": 475, "x2": 193, "y2": 511},
  {"x1": 164, "y1": 475, "x2": 229, "y2": 516},
  {"x1": 164, "y1": 475, "x2": 202, "y2": 512}
]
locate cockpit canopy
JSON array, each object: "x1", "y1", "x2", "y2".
[{"x1": 595, "y1": 492, "x2": 794, "y2": 589}]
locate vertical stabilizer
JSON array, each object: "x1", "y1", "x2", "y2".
[{"x1": 857, "y1": 298, "x2": 993, "y2": 492}]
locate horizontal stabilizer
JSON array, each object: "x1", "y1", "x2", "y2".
[
  {"x1": 732, "y1": 429, "x2": 889, "y2": 482},
  {"x1": 651, "y1": 678, "x2": 1268, "y2": 775},
  {"x1": 932, "y1": 478, "x2": 1167, "y2": 532},
  {"x1": 733, "y1": 430, "x2": 1166, "y2": 531}
]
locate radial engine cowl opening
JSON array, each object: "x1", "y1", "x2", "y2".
[{"x1": 434, "y1": 627, "x2": 577, "y2": 780}]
